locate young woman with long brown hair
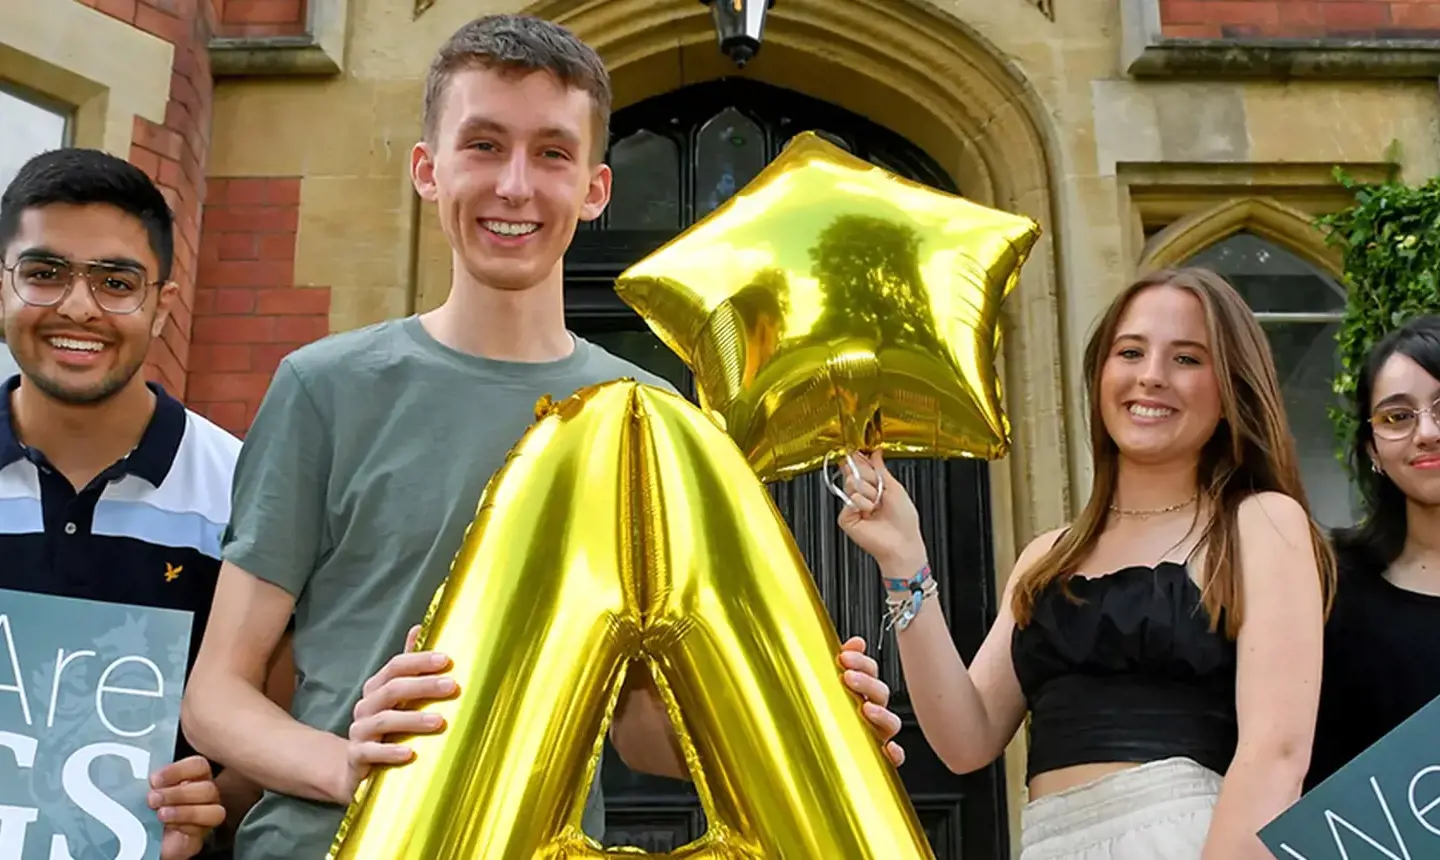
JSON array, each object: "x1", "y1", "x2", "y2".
[{"x1": 837, "y1": 268, "x2": 1336, "y2": 859}]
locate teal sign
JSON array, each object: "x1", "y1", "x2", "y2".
[
  {"x1": 1261, "y1": 693, "x2": 1440, "y2": 859},
  {"x1": 0, "y1": 588, "x2": 192, "y2": 860}
]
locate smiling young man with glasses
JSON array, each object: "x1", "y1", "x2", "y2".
[{"x1": 0, "y1": 148, "x2": 292, "y2": 859}]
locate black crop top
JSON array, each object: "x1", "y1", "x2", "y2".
[
  {"x1": 1010, "y1": 562, "x2": 1239, "y2": 781},
  {"x1": 1307, "y1": 560, "x2": 1440, "y2": 791}
]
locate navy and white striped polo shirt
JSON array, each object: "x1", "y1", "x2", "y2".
[{"x1": 0, "y1": 374, "x2": 239, "y2": 759}]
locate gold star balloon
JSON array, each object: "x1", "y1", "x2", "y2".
[{"x1": 614, "y1": 131, "x2": 1042, "y2": 482}]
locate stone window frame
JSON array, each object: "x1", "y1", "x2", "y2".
[
  {"x1": 1117, "y1": 162, "x2": 1393, "y2": 275},
  {"x1": 0, "y1": 1, "x2": 171, "y2": 157},
  {"x1": 210, "y1": 0, "x2": 349, "y2": 77},
  {"x1": 0, "y1": 78, "x2": 74, "y2": 186},
  {"x1": 0, "y1": 77, "x2": 74, "y2": 144}
]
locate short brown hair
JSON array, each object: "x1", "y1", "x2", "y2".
[{"x1": 422, "y1": 14, "x2": 612, "y2": 163}]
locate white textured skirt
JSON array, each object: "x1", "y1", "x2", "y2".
[{"x1": 1019, "y1": 757, "x2": 1223, "y2": 860}]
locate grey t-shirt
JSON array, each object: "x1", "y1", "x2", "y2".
[{"x1": 221, "y1": 316, "x2": 677, "y2": 859}]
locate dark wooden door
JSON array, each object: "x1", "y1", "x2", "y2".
[{"x1": 565, "y1": 79, "x2": 1009, "y2": 860}]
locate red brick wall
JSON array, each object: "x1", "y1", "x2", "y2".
[
  {"x1": 1160, "y1": 0, "x2": 1440, "y2": 39},
  {"x1": 189, "y1": 178, "x2": 331, "y2": 437},
  {"x1": 79, "y1": 0, "x2": 214, "y2": 398},
  {"x1": 214, "y1": 0, "x2": 307, "y2": 38}
]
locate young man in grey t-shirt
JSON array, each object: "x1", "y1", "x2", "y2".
[{"x1": 179, "y1": 15, "x2": 903, "y2": 860}]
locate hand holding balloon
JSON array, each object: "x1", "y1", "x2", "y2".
[
  {"x1": 345, "y1": 626, "x2": 911, "y2": 786},
  {"x1": 839, "y1": 636, "x2": 906, "y2": 767},
  {"x1": 836, "y1": 451, "x2": 929, "y2": 575},
  {"x1": 338, "y1": 624, "x2": 457, "y2": 804}
]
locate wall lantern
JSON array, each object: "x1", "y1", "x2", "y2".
[{"x1": 699, "y1": 0, "x2": 775, "y2": 68}]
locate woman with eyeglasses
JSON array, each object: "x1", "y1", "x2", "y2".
[{"x1": 1305, "y1": 314, "x2": 1440, "y2": 790}]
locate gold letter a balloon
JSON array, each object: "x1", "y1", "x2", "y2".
[
  {"x1": 326, "y1": 380, "x2": 935, "y2": 859},
  {"x1": 615, "y1": 131, "x2": 1041, "y2": 482}
]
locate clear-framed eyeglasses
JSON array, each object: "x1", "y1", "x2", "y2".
[
  {"x1": 1371, "y1": 396, "x2": 1440, "y2": 441},
  {"x1": 1, "y1": 254, "x2": 161, "y2": 315}
]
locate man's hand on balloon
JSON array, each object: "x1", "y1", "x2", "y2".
[
  {"x1": 339, "y1": 624, "x2": 456, "y2": 803},
  {"x1": 838, "y1": 637, "x2": 905, "y2": 767},
  {"x1": 147, "y1": 755, "x2": 225, "y2": 860}
]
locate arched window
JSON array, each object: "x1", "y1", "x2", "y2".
[
  {"x1": 1142, "y1": 199, "x2": 1354, "y2": 527},
  {"x1": 1183, "y1": 232, "x2": 1353, "y2": 526},
  {"x1": 588, "y1": 81, "x2": 951, "y2": 238}
]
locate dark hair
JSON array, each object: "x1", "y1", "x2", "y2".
[
  {"x1": 0, "y1": 148, "x2": 174, "y2": 281},
  {"x1": 422, "y1": 14, "x2": 612, "y2": 163},
  {"x1": 1333, "y1": 314, "x2": 1440, "y2": 575}
]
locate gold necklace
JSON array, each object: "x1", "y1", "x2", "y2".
[{"x1": 1108, "y1": 492, "x2": 1198, "y2": 520}]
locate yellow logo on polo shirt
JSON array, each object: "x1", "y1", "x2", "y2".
[{"x1": 164, "y1": 563, "x2": 183, "y2": 582}]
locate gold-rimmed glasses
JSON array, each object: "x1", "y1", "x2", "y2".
[
  {"x1": 1371, "y1": 395, "x2": 1440, "y2": 441},
  {"x1": 1, "y1": 254, "x2": 162, "y2": 315}
]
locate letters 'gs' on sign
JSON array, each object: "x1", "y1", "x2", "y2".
[
  {"x1": 0, "y1": 588, "x2": 192, "y2": 860},
  {"x1": 1260, "y1": 693, "x2": 1440, "y2": 859}
]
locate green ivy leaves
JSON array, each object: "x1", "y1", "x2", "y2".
[{"x1": 1316, "y1": 165, "x2": 1440, "y2": 473}]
